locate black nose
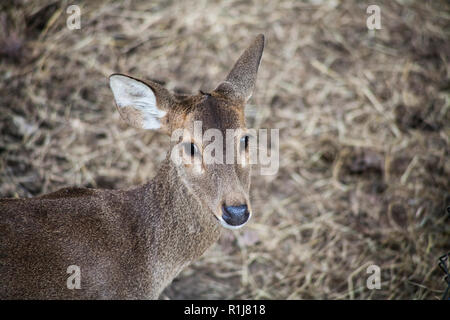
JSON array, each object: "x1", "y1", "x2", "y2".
[{"x1": 222, "y1": 205, "x2": 250, "y2": 226}]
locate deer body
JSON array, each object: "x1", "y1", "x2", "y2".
[
  {"x1": 1, "y1": 159, "x2": 219, "y2": 299},
  {"x1": 0, "y1": 35, "x2": 264, "y2": 299}
]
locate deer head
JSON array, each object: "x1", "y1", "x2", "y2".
[{"x1": 109, "y1": 34, "x2": 265, "y2": 230}]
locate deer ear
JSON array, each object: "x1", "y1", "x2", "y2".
[
  {"x1": 215, "y1": 34, "x2": 265, "y2": 103},
  {"x1": 109, "y1": 74, "x2": 173, "y2": 130}
]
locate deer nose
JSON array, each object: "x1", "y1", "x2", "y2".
[{"x1": 222, "y1": 205, "x2": 250, "y2": 226}]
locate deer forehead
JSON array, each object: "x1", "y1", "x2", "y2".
[{"x1": 173, "y1": 96, "x2": 246, "y2": 135}]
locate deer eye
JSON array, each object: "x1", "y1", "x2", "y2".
[
  {"x1": 240, "y1": 135, "x2": 250, "y2": 153},
  {"x1": 184, "y1": 142, "x2": 199, "y2": 157}
]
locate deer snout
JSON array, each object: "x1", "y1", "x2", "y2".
[{"x1": 221, "y1": 204, "x2": 250, "y2": 228}]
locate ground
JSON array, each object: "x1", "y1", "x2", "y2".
[{"x1": 0, "y1": 0, "x2": 449, "y2": 299}]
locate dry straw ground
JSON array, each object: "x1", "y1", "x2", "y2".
[{"x1": 0, "y1": 0, "x2": 449, "y2": 299}]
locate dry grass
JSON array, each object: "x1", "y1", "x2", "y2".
[{"x1": 1, "y1": 0, "x2": 449, "y2": 299}]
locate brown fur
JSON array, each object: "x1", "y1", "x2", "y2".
[{"x1": 0, "y1": 34, "x2": 265, "y2": 299}]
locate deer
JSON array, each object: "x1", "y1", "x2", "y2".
[{"x1": 0, "y1": 34, "x2": 265, "y2": 299}]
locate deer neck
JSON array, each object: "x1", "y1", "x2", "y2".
[{"x1": 134, "y1": 157, "x2": 221, "y2": 264}]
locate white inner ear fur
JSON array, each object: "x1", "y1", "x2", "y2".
[{"x1": 109, "y1": 75, "x2": 166, "y2": 129}]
